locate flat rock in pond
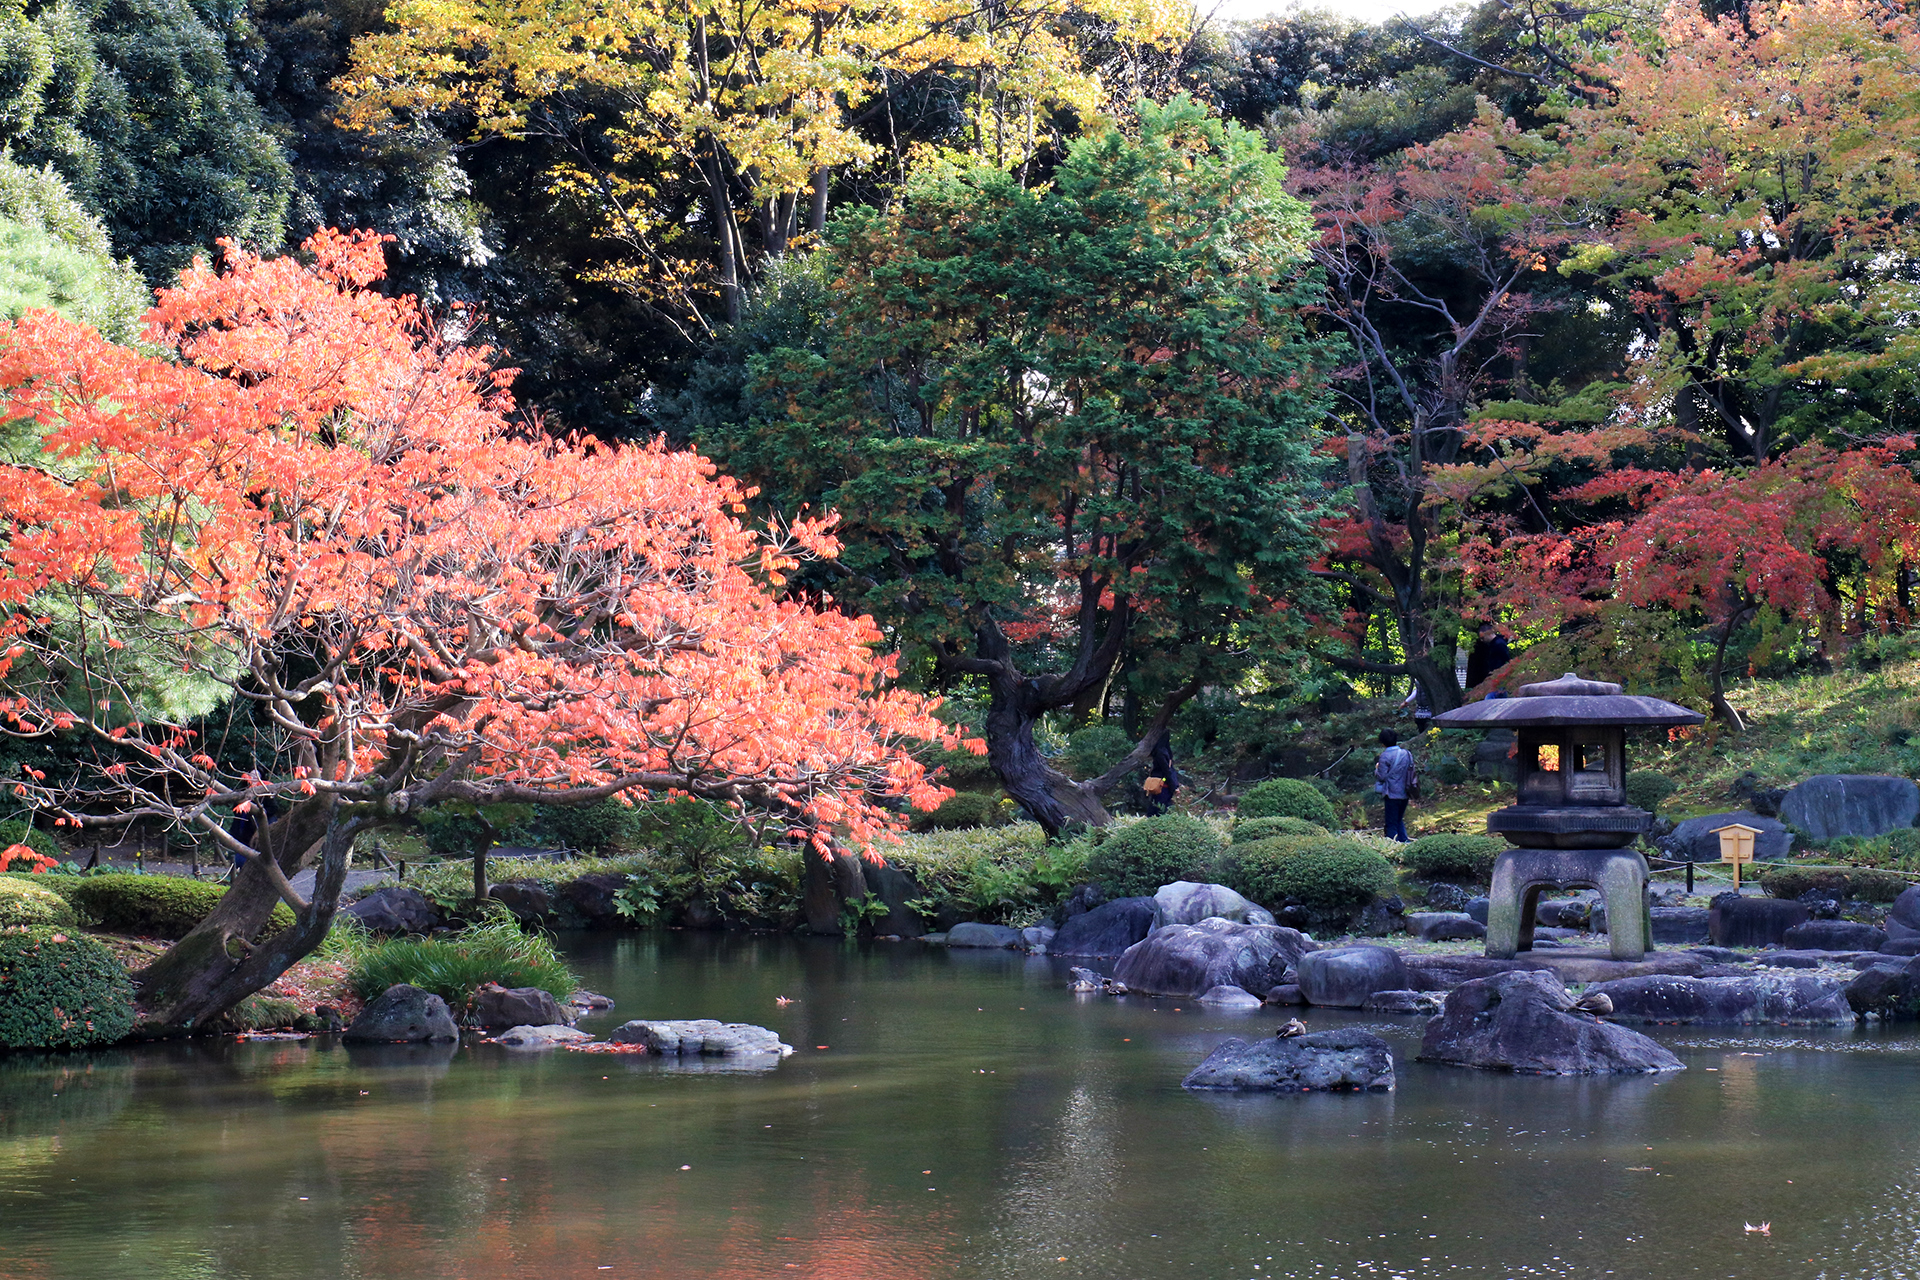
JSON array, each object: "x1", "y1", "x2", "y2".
[
  {"x1": 1153, "y1": 881, "x2": 1275, "y2": 929},
  {"x1": 1049, "y1": 897, "x2": 1157, "y2": 958},
  {"x1": 1402, "y1": 953, "x2": 1553, "y2": 991},
  {"x1": 343, "y1": 984, "x2": 459, "y2": 1043},
  {"x1": 1265, "y1": 983, "x2": 1306, "y2": 1005},
  {"x1": 1781, "y1": 775, "x2": 1920, "y2": 843},
  {"x1": 1711, "y1": 895, "x2": 1808, "y2": 948},
  {"x1": 1404, "y1": 912, "x2": 1486, "y2": 942},
  {"x1": 1364, "y1": 989, "x2": 1443, "y2": 1014},
  {"x1": 472, "y1": 983, "x2": 570, "y2": 1031},
  {"x1": 1197, "y1": 984, "x2": 1264, "y2": 1009},
  {"x1": 1296, "y1": 945, "x2": 1409, "y2": 1008},
  {"x1": 344, "y1": 886, "x2": 439, "y2": 934},
  {"x1": 610, "y1": 1019, "x2": 793, "y2": 1056},
  {"x1": 569, "y1": 989, "x2": 614, "y2": 1010},
  {"x1": 495, "y1": 1024, "x2": 593, "y2": 1048},
  {"x1": 1113, "y1": 918, "x2": 1316, "y2": 998},
  {"x1": 1182, "y1": 1029, "x2": 1395, "y2": 1092},
  {"x1": 1588, "y1": 974, "x2": 1852, "y2": 1025},
  {"x1": 1783, "y1": 920, "x2": 1889, "y2": 952},
  {"x1": 1418, "y1": 971, "x2": 1684, "y2": 1075},
  {"x1": 946, "y1": 922, "x2": 1026, "y2": 949}
]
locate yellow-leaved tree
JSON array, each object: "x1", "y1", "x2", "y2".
[{"x1": 340, "y1": 0, "x2": 1190, "y2": 331}]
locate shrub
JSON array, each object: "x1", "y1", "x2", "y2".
[
  {"x1": 0, "y1": 928, "x2": 137, "y2": 1049},
  {"x1": 1063, "y1": 723, "x2": 1133, "y2": 780},
  {"x1": 1432, "y1": 756, "x2": 1470, "y2": 786},
  {"x1": 0, "y1": 820, "x2": 61, "y2": 863},
  {"x1": 912, "y1": 791, "x2": 1006, "y2": 832},
  {"x1": 1238, "y1": 838, "x2": 1395, "y2": 911},
  {"x1": 347, "y1": 916, "x2": 578, "y2": 1011},
  {"x1": 885, "y1": 823, "x2": 1056, "y2": 926},
  {"x1": 1759, "y1": 865, "x2": 1910, "y2": 904},
  {"x1": 1237, "y1": 778, "x2": 1339, "y2": 828},
  {"x1": 1624, "y1": 770, "x2": 1676, "y2": 814},
  {"x1": 1403, "y1": 834, "x2": 1507, "y2": 884},
  {"x1": 0, "y1": 878, "x2": 77, "y2": 929},
  {"x1": 1085, "y1": 814, "x2": 1224, "y2": 898},
  {"x1": 55, "y1": 874, "x2": 294, "y2": 940},
  {"x1": 1232, "y1": 816, "x2": 1326, "y2": 844},
  {"x1": 531, "y1": 799, "x2": 631, "y2": 852}
]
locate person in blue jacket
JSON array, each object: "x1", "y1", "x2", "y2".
[{"x1": 1374, "y1": 730, "x2": 1418, "y2": 843}]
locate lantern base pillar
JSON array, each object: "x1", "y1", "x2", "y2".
[{"x1": 1485, "y1": 846, "x2": 1650, "y2": 962}]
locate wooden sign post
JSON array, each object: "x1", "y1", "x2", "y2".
[{"x1": 1711, "y1": 822, "x2": 1761, "y2": 889}]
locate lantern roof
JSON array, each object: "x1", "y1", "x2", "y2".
[{"x1": 1430, "y1": 672, "x2": 1705, "y2": 729}]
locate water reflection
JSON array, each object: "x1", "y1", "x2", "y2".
[{"x1": 0, "y1": 935, "x2": 1918, "y2": 1280}]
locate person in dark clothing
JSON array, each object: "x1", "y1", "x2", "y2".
[
  {"x1": 1374, "y1": 729, "x2": 1417, "y2": 842},
  {"x1": 1464, "y1": 622, "x2": 1512, "y2": 693},
  {"x1": 1141, "y1": 730, "x2": 1180, "y2": 814}
]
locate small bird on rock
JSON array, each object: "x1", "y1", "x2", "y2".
[
  {"x1": 1572, "y1": 991, "x2": 1614, "y2": 1016},
  {"x1": 1277, "y1": 1018, "x2": 1308, "y2": 1038}
]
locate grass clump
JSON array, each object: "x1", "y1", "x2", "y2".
[
  {"x1": 1232, "y1": 815, "x2": 1326, "y2": 844},
  {"x1": 0, "y1": 928, "x2": 136, "y2": 1049},
  {"x1": 1085, "y1": 813, "x2": 1224, "y2": 898},
  {"x1": 0, "y1": 877, "x2": 77, "y2": 929},
  {"x1": 1237, "y1": 778, "x2": 1339, "y2": 829},
  {"x1": 50, "y1": 874, "x2": 294, "y2": 940},
  {"x1": 910, "y1": 791, "x2": 1008, "y2": 832},
  {"x1": 346, "y1": 915, "x2": 577, "y2": 1011},
  {"x1": 1403, "y1": 833, "x2": 1507, "y2": 884}
]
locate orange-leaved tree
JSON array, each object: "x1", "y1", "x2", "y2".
[{"x1": 0, "y1": 229, "x2": 958, "y2": 1032}]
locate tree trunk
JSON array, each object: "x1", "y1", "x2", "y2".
[
  {"x1": 134, "y1": 809, "x2": 360, "y2": 1033},
  {"x1": 808, "y1": 167, "x2": 830, "y2": 234},
  {"x1": 1708, "y1": 605, "x2": 1756, "y2": 731},
  {"x1": 985, "y1": 674, "x2": 1114, "y2": 837}
]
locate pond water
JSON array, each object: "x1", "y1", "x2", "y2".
[{"x1": 3, "y1": 934, "x2": 1920, "y2": 1280}]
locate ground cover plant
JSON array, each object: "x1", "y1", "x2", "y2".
[
  {"x1": 0, "y1": 928, "x2": 137, "y2": 1049},
  {"x1": 344, "y1": 916, "x2": 577, "y2": 1012}
]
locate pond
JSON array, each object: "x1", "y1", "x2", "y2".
[{"x1": 3, "y1": 933, "x2": 1918, "y2": 1280}]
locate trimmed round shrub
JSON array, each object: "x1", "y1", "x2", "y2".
[
  {"x1": 1085, "y1": 814, "x2": 1224, "y2": 898},
  {"x1": 55, "y1": 874, "x2": 294, "y2": 940},
  {"x1": 1623, "y1": 770, "x2": 1676, "y2": 815},
  {"x1": 0, "y1": 820, "x2": 61, "y2": 863},
  {"x1": 1237, "y1": 778, "x2": 1339, "y2": 828},
  {"x1": 1250, "y1": 839, "x2": 1396, "y2": 911},
  {"x1": 912, "y1": 791, "x2": 1005, "y2": 832},
  {"x1": 0, "y1": 878, "x2": 77, "y2": 929},
  {"x1": 1404, "y1": 834, "x2": 1507, "y2": 884},
  {"x1": 1232, "y1": 815, "x2": 1326, "y2": 845},
  {"x1": 0, "y1": 928, "x2": 136, "y2": 1049}
]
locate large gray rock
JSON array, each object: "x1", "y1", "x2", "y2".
[
  {"x1": 487, "y1": 881, "x2": 555, "y2": 924},
  {"x1": 1297, "y1": 945, "x2": 1409, "y2": 1008},
  {"x1": 1781, "y1": 774, "x2": 1920, "y2": 843},
  {"x1": 1884, "y1": 885, "x2": 1920, "y2": 944},
  {"x1": 1404, "y1": 912, "x2": 1486, "y2": 942},
  {"x1": 1049, "y1": 896, "x2": 1157, "y2": 957},
  {"x1": 558, "y1": 873, "x2": 629, "y2": 926},
  {"x1": 344, "y1": 886, "x2": 439, "y2": 934},
  {"x1": 1659, "y1": 811, "x2": 1793, "y2": 863},
  {"x1": 1197, "y1": 984, "x2": 1264, "y2": 1009},
  {"x1": 1417, "y1": 970, "x2": 1685, "y2": 1074},
  {"x1": 1650, "y1": 906, "x2": 1711, "y2": 945},
  {"x1": 1844, "y1": 957, "x2": 1920, "y2": 1019},
  {"x1": 1465, "y1": 897, "x2": 1491, "y2": 925},
  {"x1": 1182, "y1": 1029, "x2": 1395, "y2": 1092},
  {"x1": 494, "y1": 1024, "x2": 593, "y2": 1048},
  {"x1": 1153, "y1": 881, "x2": 1276, "y2": 929},
  {"x1": 1113, "y1": 918, "x2": 1316, "y2": 998},
  {"x1": 1783, "y1": 920, "x2": 1889, "y2": 952},
  {"x1": 863, "y1": 863, "x2": 928, "y2": 938},
  {"x1": 472, "y1": 984, "x2": 569, "y2": 1031},
  {"x1": 946, "y1": 921, "x2": 1026, "y2": 949},
  {"x1": 343, "y1": 984, "x2": 459, "y2": 1043},
  {"x1": 610, "y1": 1019, "x2": 793, "y2": 1056},
  {"x1": 1589, "y1": 974, "x2": 1852, "y2": 1025},
  {"x1": 1710, "y1": 894, "x2": 1808, "y2": 947}
]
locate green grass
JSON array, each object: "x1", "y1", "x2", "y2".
[{"x1": 344, "y1": 915, "x2": 578, "y2": 1012}]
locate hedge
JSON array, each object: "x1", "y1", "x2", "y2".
[
  {"x1": 1403, "y1": 833, "x2": 1507, "y2": 884},
  {"x1": 1232, "y1": 837, "x2": 1395, "y2": 911},
  {"x1": 50, "y1": 874, "x2": 294, "y2": 940},
  {"x1": 0, "y1": 878, "x2": 77, "y2": 929},
  {"x1": 1231, "y1": 816, "x2": 1327, "y2": 845},
  {"x1": 0, "y1": 928, "x2": 136, "y2": 1049},
  {"x1": 1086, "y1": 814, "x2": 1223, "y2": 898},
  {"x1": 1237, "y1": 779, "x2": 1339, "y2": 829}
]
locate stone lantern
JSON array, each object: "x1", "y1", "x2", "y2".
[{"x1": 1431, "y1": 672, "x2": 1704, "y2": 960}]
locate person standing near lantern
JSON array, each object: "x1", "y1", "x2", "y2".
[{"x1": 1375, "y1": 729, "x2": 1418, "y2": 842}]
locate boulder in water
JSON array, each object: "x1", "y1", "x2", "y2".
[
  {"x1": 945, "y1": 922, "x2": 1026, "y2": 949},
  {"x1": 1296, "y1": 945, "x2": 1408, "y2": 1008},
  {"x1": 472, "y1": 983, "x2": 569, "y2": 1031},
  {"x1": 1418, "y1": 970, "x2": 1684, "y2": 1074},
  {"x1": 610, "y1": 1019, "x2": 793, "y2": 1056},
  {"x1": 343, "y1": 984, "x2": 459, "y2": 1043},
  {"x1": 1589, "y1": 974, "x2": 1851, "y2": 1025},
  {"x1": 1182, "y1": 1029, "x2": 1395, "y2": 1092},
  {"x1": 1152, "y1": 881, "x2": 1275, "y2": 929},
  {"x1": 494, "y1": 1024, "x2": 592, "y2": 1048},
  {"x1": 1049, "y1": 897, "x2": 1157, "y2": 958},
  {"x1": 1113, "y1": 918, "x2": 1315, "y2": 998},
  {"x1": 1197, "y1": 984, "x2": 1264, "y2": 1009}
]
